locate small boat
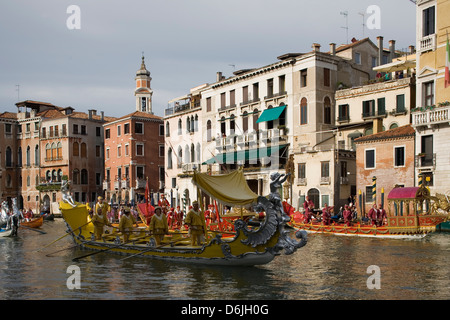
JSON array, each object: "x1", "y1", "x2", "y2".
[
  {"x1": 0, "y1": 228, "x2": 13, "y2": 237},
  {"x1": 21, "y1": 216, "x2": 44, "y2": 228},
  {"x1": 289, "y1": 185, "x2": 449, "y2": 239},
  {"x1": 60, "y1": 169, "x2": 307, "y2": 266}
]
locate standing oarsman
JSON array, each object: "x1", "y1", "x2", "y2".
[{"x1": 184, "y1": 201, "x2": 206, "y2": 246}]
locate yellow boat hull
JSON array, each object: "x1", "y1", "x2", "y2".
[{"x1": 60, "y1": 201, "x2": 304, "y2": 266}]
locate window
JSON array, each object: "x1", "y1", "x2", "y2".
[
  {"x1": 362, "y1": 100, "x2": 375, "y2": 117},
  {"x1": 34, "y1": 145, "x2": 39, "y2": 166},
  {"x1": 321, "y1": 162, "x2": 329, "y2": 178},
  {"x1": 124, "y1": 123, "x2": 130, "y2": 134},
  {"x1": 300, "y1": 69, "x2": 307, "y2": 87},
  {"x1": 159, "y1": 145, "x2": 164, "y2": 157},
  {"x1": 124, "y1": 144, "x2": 129, "y2": 156},
  {"x1": 165, "y1": 122, "x2": 170, "y2": 137},
  {"x1": 136, "y1": 143, "x2": 144, "y2": 156},
  {"x1": 323, "y1": 68, "x2": 330, "y2": 87},
  {"x1": 167, "y1": 148, "x2": 173, "y2": 169},
  {"x1": 338, "y1": 104, "x2": 349, "y2": 121},
  {"x1": 105, "y1": 128, "x2": 110, "y2": 139},
  {"x1": 117, "y1": 145, "x2": 121, "y2": 157},
  {"x1": 279, "y1": 75, "x2": 286, "y2": 93},
  {"x1": 396, "y1": 94, "x2": 405, "y2": 113},
  {"x1": 26, "y1": 146, "x2": 30, "y2": 166},
  {"x1": 5, "y1": 123, "x2": 12, "y2": 134},
  {"x1": 394, "y1": 146, "x2": 405, "y2": 167},
  {"x1": 73, "y1": 142, "x2": 79, "y2": 157},
  {"x1": 298, "y1": 163, "x2": 306, "y2": 179},
  {"x1": 377, "y1": 98, "x2": 386, "y2": 115},
  {"x1": 62, "y1": 124, "x2": 67, "y2": 136},
  {"x1": 324, "y1": 97, "x2": 331, "y2": 124},
  {"x1": 159, "y1": 124, "x2": 164, "y2": 136},
  {"x1": 242, "y1": 87, "x2": 248, "y2": 104},
  {"x1": 421, "y1": 135, "x2": 433, "y2": 167},
  {"x1": 136, "y1": 166, "x2": 144, "y2": 179},
  {"x1": 80, "y1": 143, "x2": 87, "y2": 158},
  {"x1": 242, "y1": 112, "x2": 248, "y2": 133},
  {"x1": 341, "y1": 161, "x2": 347, "y2": 178},
  {"x1": 135, "y1": 122, "x2": 143, "y2": 134},
  {"x1": 106, "y1": 148, "x2": 110, "y2": 159},
  {"x1": 206, "y1": 120, "x2": 212, "y2": 142},
  {"x1": 253, "y1": 109, "x2": 259, "y2": 131},
  {"x1": 372, "y1": 56, "x2": 377, "y2": 68},
  {"x1": 220, "y1": 92, "x2": 226, "y2": 108},
  {"x1": 81, "y1": 125, "x2": 86, "y2": 135},
  {"x1": 355, "y1": 52, "x2": 361, "y2": 64},
  {"x1": 423, "y1": 6, "x2": 435, "y2": 37},
  {"x1": 73, "y1": 124, "x2": 79, "y2": 134},
  {"x1": 96, "y1": 127, "x2": 101, "y2": 136},
  {"x1": 300, "y1": 98, "x2": 308, "y2": 125},
  {"x1": 56, "y1": 142, "x2": 62, "y2": 159},
  {"x1": 253, "y1": 83, "x2": 259, "y2": 100},
  {"x1": 141, "y1": 97, "x2": 147, "y2": 111},
  {"x1": 96, "y1": 145, "x2": 101, "y2": 157},
  {"x1": 267, "y1": 79, "x2": 274, "y2": 97},
  {"x1": 365, "y1": 186, "x2": 374, "y2": 203},
  {"x1": 424, "y1": 81, "x2": 434, "y2": 106},
  {"x1": 365, "y1": 149, "x2": 375, "y2": 169},
  {"x1": 206, "y1": 97, "x2": 212, "y2": 112},
  {"x1": 229, "y1": 90, "x2": 235, "y2": 106},
  {"x1": 81, "y1": 169, "x2": 88, "y2": 185},
  {"x1": 117, "y1": 125, "x2": 121, "y2": 136}
]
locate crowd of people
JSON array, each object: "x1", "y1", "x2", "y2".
[{"x1": 300, "y1": 196, "x2": 387, "y2": 227}]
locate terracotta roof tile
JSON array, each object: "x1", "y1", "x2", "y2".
[{"x1": 354, "y1": 124, "x2": 415, "y2": 143}]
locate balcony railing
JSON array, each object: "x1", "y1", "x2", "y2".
[
  {"x1": 419, "y1": 34, "x2": 436, "y2": 52},
  {"x1": 412, "y1": 105, "x2": 450, "y2": 127},
  {"x1": 415, "y1": 153, "x2": 436, "y2": 169}
]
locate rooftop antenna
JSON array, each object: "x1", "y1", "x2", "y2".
[
  {"x1": 340, "y1": 11, "x2": 349, "y2": 44},
  {"x1": 358, "y1": 11, "x2": 366, "y2": 37},
  {"x1": 229, "y1": 64, "x2": 236, "y2": 72}
]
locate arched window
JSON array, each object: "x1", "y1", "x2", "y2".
[
  {"x1": 300, "y1": 98, "x2": 308, "y2": 125},
  {"x1": 57, "y1": 169, "x2": 63, "y2": 182},
  {"x1": 389, "y1": 122, "x2": 399, "y2": 130},
  {"x1": 56, "y1": 142, "x2": 62, "y2": 159},
  {"x1": 178, "y1": 119, "x2": 182, "y2": 135},
  {"x1": 46, "y1": 143, "x2": 51, "y2": 160},
  {"x1": 324, "y1": 97, "x2": 331, "y2": 124},
  {"x1": 242, "y1": 111, "x2": 249, "y2": 133},
  {"x1": 194, "y1": 114, "x2": 198, "y2": 132},
  {"x1": 220, "y1": 117, "x2": 226, "y2": 136},
  {"x1": 73, "y1": 142, "x2": 79, "y2": 157},
  {"x1": 73, "y1": 169, "x2": 80, "y2": 184},
  {"x1": 51, "y1": 143, "x2": 57, "y2": 160},
  {"x1": 230, "y1": 114, "x2": 236, "y2": 134},
  {"x1": 178, "y1": 146, "x2": 183, "y2": 168},
  {"x1": 35, "y1": 145, "x2": 39, "y2": 166},
  {"x1": 167, "y1": 148, "x2": 173, "y2": 169},
  {"x1": 5, "y1": 146, "x2": 12, "y2": 167},
  {"x1": 184, "y1": 145, "x2": 190, "y2": 164},
  {"x1": 253, "y1": 109, "x2": 259, "y2": 131},
  {"x1": 46, "y1": 170, "x2": 51, "y2": 181},
  {"x1": 52, "y1": 169, "x2": 57, "y2": 181},
  {"x1": 26, "y1": 146, "x2": 31, "y2": 166},
  {"x1": 196, "y1": 143, "x2": 201, "y2": 164},
  {"x1": 307, "y1": 188, "x2": 320, "y2": 209},
  {"x1": 190, "y1": 144, "x2": 195, "y2": 163},
  {"x1": 206, "y1": 120, "x2": 212, "y2": 142},
  {"x1": 81, "y1": 169, "x2": 88, "y2": 184},
  {"x1": 186, "y1": 117, "x2": 191, "y2": 133},
  {"x1": 80, "y1": 143, "x2": 87, "y2": 158},
  {"x1": 165, "y1": 122, "x2": 170, "y2": 137},
  {"x1": 17, "y1": 147, "x2": 22, "y2": 167}
]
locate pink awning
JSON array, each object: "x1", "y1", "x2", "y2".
[{"x1": 387, "y1": 187, "x2": 421, "y2": 200}]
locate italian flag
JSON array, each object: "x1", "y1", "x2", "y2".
[{"x1": 446, "y1": 32, "x2": 450, "y2": 88}]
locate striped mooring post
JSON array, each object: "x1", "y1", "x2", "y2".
[
  {"x1": 418, "y1": 173, "x2": 423, "y2": 187},
  {"x1": 372, "y1": 176, "x2": 377, "y2": 203}
]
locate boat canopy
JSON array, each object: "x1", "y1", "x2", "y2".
[
  {"x1": 192, "y1": 168, "x2": 259, "y2": 207},
  {"x1": 387, "y1": 186, "x2": 430, "y2": 200}
]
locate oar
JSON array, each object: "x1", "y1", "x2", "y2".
[
  {"x1": 72, "y1": 235, "x2": 148, "y2": 262},
  {"x1": 120, "y1": 238, "x2": 186, "y2": 261},
  {"x1": 20, "y1": 225, "x2": 47, "y2": 234},
  {"x1": 36, "y1": 221, "x2": 91, "y2": 252},
  {"x1": 45, "y1": 245, "x2": 79, "y2": 257}
]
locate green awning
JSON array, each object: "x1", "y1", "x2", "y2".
[
  {"x1": 202, "y1": 144, "x2": 287, "y2": 165},
  {"x1": 256, "y1": 105, "x2": 286, "y2": 123}
]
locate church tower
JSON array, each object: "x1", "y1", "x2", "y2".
[{"x1": 135, "y1": 55, "x2": 153, "y2": 113}]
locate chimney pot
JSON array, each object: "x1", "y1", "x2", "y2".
[
  {"x1": 312, "y1": 43, "x2": 321, "y2": 52},
  {"x1": 330, "y1": 43, "x2": 336, "y2": 55}
]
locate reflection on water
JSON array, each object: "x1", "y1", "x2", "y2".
[{"x1": 0, "y1": 219, "x2": 449, "y2": 300}]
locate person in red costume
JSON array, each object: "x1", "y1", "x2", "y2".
[
  {"x1": 368, "y1": 204, "x2": 379, "y2": 226},
  {"x1": 343, "y1": 204, "x2": 352, "y2": 226},
  {"x1": 377, "y1": 203, "x2": 387, "y2": 226},
  {"x1": 322, "y1": 203, "x2": 331, "y2": 225},
  {"x1": 158, "y1": 194, "x2": 170, "y2": 214},
  {"x1": 304, "y1": 203, "x2": 313, "y2": 223}
]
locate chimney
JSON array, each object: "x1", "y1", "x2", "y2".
[
  {"x1": 330, "y1": 43, "x2": 336, "y2": 56},
  {"x1": 409, "y1": 45, "x2": 415, "y2": 54},
  {"x1": 373, "y1": 118, "x2": 383, "y2": 134},
  {"x1": 389, "y1": 40, "x2": 396, "y2": 62},
  {"x1": 101, "y1": 111, "x2": 104, "y2": 122},
  {"x1": 88, "y1": 109, "x2": 93, "y2": 120},
  {"x1": 377, "y1": 36, "x2": 383, "y2": 66},
  {"x1": 216, "y1": 72, "x2": 223, "y2": 82},
  {"x1": 312, "y1": 43, "x2": 321, "y2": 52}
]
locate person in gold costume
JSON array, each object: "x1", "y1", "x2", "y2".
[
  {"x1": 184, "y1": 200, "x2": 206, "y2": 246},
  {"x1": 91, "y1": 206, "x2": 110, "y2": 240},
  {"x1": 118, "y1": 209, "x2": 138, "y2": 242},
  {"x1": 149, "y1": 206, "x2": 168, "y2": 245},
  {"x1": 95, "y1": 196, "x2": 110, "y2": 218}
]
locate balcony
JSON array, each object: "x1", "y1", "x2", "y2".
[
  {"x1": 412, "y1": 105, "x2": 450, "y2": 128},
  {"x1": 136, "y1": 178, "x2": 146, "y2": 189},
  {"x1": 103, "y1": 180, "x2": 110, "y2": 191},
  {"x1": 415, "y1": 153, "x2": 436, "y2": 169},
  {"x1": 297, "y1": 178, "x2": 307, "y2": 186},
  {"x1": 320, "y1": 177, "x2": 330, "y2": 185},
  {"x1": 218, "y1": 104, "x2": 237, "y2": 112},
  {"x1": 419, "y1": 34, "x2": 436, "y2": 52},
  {"x1": 362, "y1": 109, "x2": 387, "y2": 120}
]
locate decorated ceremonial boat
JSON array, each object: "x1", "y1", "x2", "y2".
[
  {"x1": 289, "y1": 185, "x2": 449, "y2": 239},
  {"x1": 60, "y1": 169, "x2": 307, "y2": 266}
]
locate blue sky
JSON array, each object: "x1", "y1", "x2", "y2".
[{"x1": 0, "y1": 0, "x2": 416, "y2": 118}]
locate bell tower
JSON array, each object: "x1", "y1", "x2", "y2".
[{"x1": 135, "y1": 54, "x2": 153, "y2": 113}]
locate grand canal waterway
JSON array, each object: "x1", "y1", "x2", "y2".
[{"x1": 1, "y1": 219, "x2": 449, "y2": 301}]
